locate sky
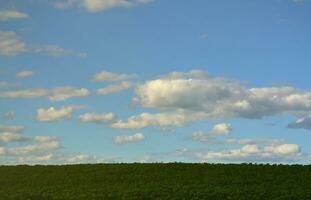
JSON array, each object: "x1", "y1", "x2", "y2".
[{"x1": 0, "y1": 0, "x2": 311, "y2": 165}]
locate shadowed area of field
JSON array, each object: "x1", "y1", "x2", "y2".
[{"x1": 0, "y1": 163, "x2": 310, "y2": 200}]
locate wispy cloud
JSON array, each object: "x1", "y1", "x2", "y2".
[
  {"x1": 0, "y1": 10, "x2": 28, "y2": 21},
  {"x1": 0, "y1": 31, "x2": 27, "y2": 56},
  {"x1": 0, "y1": 86, "x2": 90, "y2": 101},
  {"x1": 93, "y1": 71, "x2": 137, "y2": 82},
  {"x1": 97, "y1": 81, "x2": 134, "y2": 95},
  {"x1": 0, "y1": 31, "x2": 86, "y2": 57},
  {"x1": 113, "y1": 132, "x2": 145, "y2": 144},
  {"x1": 55, "y1": 0, "x2": 153, "y2": 13},
  {"x1": 16, "y1": 70, "x2": 34, "y2": 78},
  {"x1": 79, "y1": 112, "x2": 117, "y2": 123}
]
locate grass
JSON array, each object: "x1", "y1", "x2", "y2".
[{"x1": 0, "y1": 163, "x2": 310, "y2": 200}]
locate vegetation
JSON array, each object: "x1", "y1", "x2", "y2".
[{"x1": 0, "y1": 163, "x2": 310, "y2": 200}]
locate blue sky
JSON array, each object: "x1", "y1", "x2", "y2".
[{"x1": 0, "y1": 0, "x2": 311, "y2": 164}]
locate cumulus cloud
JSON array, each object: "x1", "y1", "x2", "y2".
[
  {"x1": 36, "y1": 106, "x2": 79, "y2": 122},
  {"x1": 0, "y1": 125, "x2": 61, "y2": 165},
  {"x1": 210, "y1": 123, "x2": 232, "y2": 135},
  {"x1": 113, "y1": 133, "x2": 144, "y2": 144},
  {"x1": 16, "y1": 70, "x2": 34, "y2": 78},
  {"x1": 55, "y1": 0, "x2": 152, "y2": 13},
  {"x1": 0, "y1": 86, "x2": 90, "y2": 101},
  {"x1": 1, "y1": 137, "x2": 60, "y2": 157},
  {"x1": 97, "y1": 81, "x2": 133, "y2": 95},
  {"x1": 0, "y1": 124, "x2": 116, "y2": 165},
  {"x1": 79, "y1": 112, "x2": 116, "y2": 123},
  {"x1": 288, "y1": 116, "x2": 311, "y2": 130},
  {"x1": 93, "y1": 71, "x2": 137, "y2": 82},
  {"x1": 0, "y1": 10, "x2": 28, "y2": 21},
  {"x1": 0, "y1": 31, "x2": 27, "y2": 56},
  {"x1": 173, "y1": 143, "x2": 307, "y2": 163},
  {"x1": 121, "y1": 70, "x2": 311, "y2": 129}
]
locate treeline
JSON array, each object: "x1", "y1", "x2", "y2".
[{"x1": 0, "y1": 163, "x2": 310, "y2": 200}]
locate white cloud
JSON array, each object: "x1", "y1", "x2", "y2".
[
  {"x1": 2, "y1": 110, "x2": 15, "y2": 119},
  {"x1": 110, "y1": 111, "x2": 205, "y2": 129},
  {"x1": 97, "y1": 81, "x2": 133, "y2": 95},
  {"x1": 191, "y1": 130, "x2": 284, "y2": 146},
  {"x1": 0, "y1": 31, "x2": 27, "y2": 56},
  {"x1": 264, "y1": 144, "x2": 300, "y2": 155},
  {"x1": 288, "y1": 116, "x2": 311, "y2": 130},
  {"x1": 79, "y1": 112, "x2": 116, "y2": 123},
  {"x1": 93, "y1": 71, "x2": 137, "y2": 82},
  {"x1": 48, "y1": 87, "x2": 90, "y2": 101},
  {"x1": 0, "y1": 132, "x2": 29, "y2": 144},
  {"x1": 126, "y1": 70, "x2": 311, "y2": 128},
  {"x1": 16, "y1": 70, "x2": 34, "y2": 78},
  {"x1": 241, "y1": 144, "x2": 260, "y2": 154},
  {"x1": 0, "y1": 128, "x2": 60, "y2": 161},
  {"x1": 173, "y1": 143, "x2": 307, "y2": 163},
  {"x1": 210, "y1": 123, "x2": 232, "y2": 135},
  {"x1": 113, "y1": 132, "x2": 144, "y2": 144},
  {"x1": 55, "y1": 0, "x2": 152, "y2": 13},
  {"x1": 36, "y1": 106, "x2": 77, "y2": 122},
  {"x1": 0, "y1": 10, "x2": 28, "y2": 21},
  {"x1": 0, "y1": 86, "x2": 90, "y2": 101},
  {"x1": 0, "y1": 124, "x2": 117, "y2": 165}
]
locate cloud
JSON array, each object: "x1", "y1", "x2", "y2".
[
  {"x1": 48, "y1": 87, "x2": 90, "y2": 101},
  {"x1": 191, "y1": 131, "x2": 284, "y2": 146},
  {"x1": 200, "y1": 144, "x2": 303, "y2": 162},
  {"x1": 210, "y1": 123, "x2": 232, "y2": 135},
  {"x1": 0, "y1": 81, "x2": 17, "y2": 88},
  {"x1": 0, "y1": 125, "x2": 60, "y2": 164},
  {"x1": 124, "y1": 70, "x2": 311, "y2": 128},
  {"x1": 97, "y1": 81, "x2": 134, "y2": 95},
  {"x1": 16, "y1": 70, "x2": 34, "y2": 78},
  {"x1": 36, "y1": 106, "x2": 78, "y2": 122},
  {"x1": 34, "y1": 44, "x2": 87, "y2": 58},
  {"x1": 264, "y1": 144, "x2": 300, "y2": 154},
  {"x1": 0, "y1": 10, "x2": 28, "y2": 21},
  {"x1": 113, "y1": 133, "x2": 144, "y2": 144},
  {"x1": 3, "y1": 137, "x2": 60, "y2": 156},
  {"x1": 288, "y1": 116, "x2": 311, "y2": 130},
  {"x1": 0, "y1": 31, "x2": 27, "y2": 56},
  {"x1": 2, "y1": 110, "x2": 15, "y2": 119},
  {"x1": 110, "y1": 111, "x2": 205, "y2": 129},
  {"x1": 0, "y1": 86, "x2": 90, "y2": 101},
  {"x1": 55, "y1": 0, "x2": 153, "y2": 13},
  {"x1": 0, "y1": 125, "x2": 24, "y2": 133},
  {"x1": 79, "y1": 112, "x2": 116, "y2": 123},
  {"x1": 0, "y1": 31, "x2": 85, "y2": 57},
  {"x1": 173, "y1": 143, "x2": 307, "y2": 163},
  {"x1": 0, "y1": 132, "x2": 29, "y2": 144},
  {"x1": 93, "y1": 71, "x2": 137, "y2": 82},
  {"x1": 0, "y1": 124, "x2": 117, "y2": 165}
]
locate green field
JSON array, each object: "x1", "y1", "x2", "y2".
[{"x1": 0, "y1": 163, "x2": 310, "y2": 200}]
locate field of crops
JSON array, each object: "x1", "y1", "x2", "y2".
[{"x1": 0, "y1": 163, "x2": 310, "y2": 200}]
